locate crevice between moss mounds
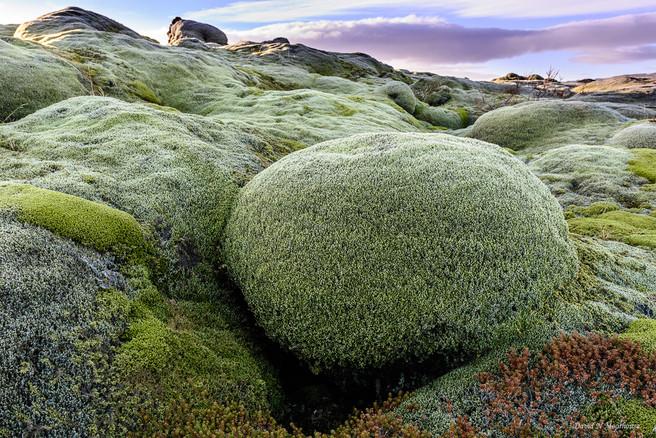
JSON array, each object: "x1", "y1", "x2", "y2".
[{"x1": 222, "y1": 132, "x2": 579, "y2": 375}]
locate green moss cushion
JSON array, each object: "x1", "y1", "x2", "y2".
[
  {"x1": 0, "y1": 182, "x2": 144, "y2": 252},
  {"x1": 223, "y1": 132, "x2": 578, "y2": 373},
  {"x1": 607, "y1": 121, "x2": 656, "y2": 149},
  {"x1": 470, "y1": 101, "x2": 629, "y2": 152}
]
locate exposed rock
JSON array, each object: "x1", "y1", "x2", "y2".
[
  {"x1": 570, "y1": 74, "x2": 656, "y2": 106},
  {"x1": 223, "y1": 40, "x2": 410, "y2": 82},
  {"x1": 262, "y1": 37, "x2": 290, "y2": 44},
  {"x1": 14, "y1": 6, "x2": 154, "y2": 44},
  {"x1": 167, "y1": 16, "x2": 228, "y2": 46}
]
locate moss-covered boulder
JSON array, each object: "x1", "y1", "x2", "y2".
[
  {"x1": 470, "y1": 101, "x2": 630, "y2": 152},
  {"x1": 0, "y1": 38, "x2": 86, "y2": 121},
  {"x1": 607, "y1": 121, "x2": 656, "y2": 149},
  {"x1": 223, "y1": 132, "x2": 578, "y2": 373},
  {"x1": 378, "y1": 81, "x2": 416, "y2": 114},
  {"x1": 413, "y1": 103, "x2": 465, "y2": 129}
]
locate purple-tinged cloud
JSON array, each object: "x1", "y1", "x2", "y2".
[
  {"x1": 225, "y1": 13, "x2": 656, "y2": 65},
  {"x1": 571, "y1": 45, "x2": 656, "y2": 64}
]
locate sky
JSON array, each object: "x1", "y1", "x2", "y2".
[{"x1": 2, "y1": 1, "x2": 655, "y2": 80}]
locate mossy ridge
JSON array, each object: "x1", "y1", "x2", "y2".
[
  {"x1": 0, "y1": 96, "x2": 270, "y2": 270},
  {"x1": 470, "y1": 101, "x2": 631, "y2": 152},
  {"x1": 8, "y1": 23, "x2": 422, "y2": 146},
  {"x1": 0, "y1": 182, "x2": 144, "y2": 253},
  {"x1": 223, "y1": 132, "x2": 577, "y2": 374}
]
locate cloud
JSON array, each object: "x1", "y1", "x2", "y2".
[
  {"x1": 186, "y1": 0, "x2": 656, "y2": 22},
  {"x1": 571, "y1": 44, "x2": 656, "y2": 64},
  {"x1": 223, "y1": 12, "x2": 656, "y2": 65}
]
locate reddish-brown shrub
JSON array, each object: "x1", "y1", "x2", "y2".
[{"x1": 470, "y1": 332, "x2": 656, "y2": 437}]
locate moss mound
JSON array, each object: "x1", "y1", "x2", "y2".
[
  {"x1": 223, "y1": 132, "x2": 578, "y2": 373},
  {"x1": 0, "y1": 182, "x2": 144, "y2": 253},
  {"x1": 528, "y1": 144, "x2": 651, "y2": 209},
  {"x1": 0, "y1": 96, "x2": 276, "y2": 268},
  {"x1": 0, "y1": 38, "x2": 86, "y2": 121},
  {"x1": 470, "y1": 101, "x2": 630, "y2": 152},
  {"x1": 378, "y1": 81, "x2": 416, "y2": 114},
  {"x1": 607, "y1": 121, "x2": 656, "y2": 149}
]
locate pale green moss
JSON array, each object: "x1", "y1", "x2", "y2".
[
  {"x1": 528, "y1": 145, "x2": 652, "y2": 209},
  {"x1": 0, "y1": 38, "x2": 86, "y2": 121},
  {"x1": 470, "y1": 101, "x2": 630, "y2": 152},
  {"x1": 0, "y1": 182, "x2": 144, "y2": 253},
  {"x1": 607, "y1": 121, "x2": 656, "y2": 149},
  {"x1": 223, "y1": 132, "x2": 577, "y2": 373}
]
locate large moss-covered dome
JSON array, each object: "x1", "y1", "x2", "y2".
[{"x1": 223, "y1": 132, "x2": 578, "y2": 374}]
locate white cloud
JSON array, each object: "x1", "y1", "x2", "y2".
[
  {"x1": 186, "y1": 0, "x2": 656, "y2": 22},
  {"x1": 136, "y1": 25, "x2": 169, "y2": 45}
]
